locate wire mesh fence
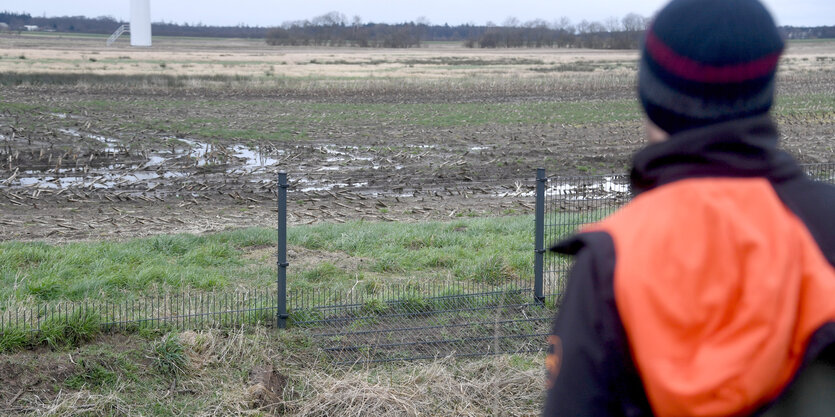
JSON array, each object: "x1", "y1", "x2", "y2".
[
  {"x1": 540, "y1": 173, "x2": 631, "y2": 305},
  {"x1": 291, "y1": 281, "x2": 552, "y2": 364},
  {"x1": 0, "y1": 289, "x2": 279, "y2": 335},
  {"x1": 538, "y1": 162, "x2": 835, "y2": 306},
  {"x1": 2, "y1": 164, "x2": 833, "y2": 363},
  {"x1": 805, "y1": 162, "x2": 835, "y2": 183}
]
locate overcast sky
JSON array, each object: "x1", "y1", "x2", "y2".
[{"x1": 4, "y1": 0, "x2": 833, "y2": 28}]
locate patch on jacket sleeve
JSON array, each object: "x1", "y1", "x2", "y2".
[{"x1": 546, "y1": 335, "x2": 563, "y2": 389}]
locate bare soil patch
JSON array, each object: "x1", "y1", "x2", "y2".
[{"x1": 0, "y1": 353, "x2": 75, "y2": 414}]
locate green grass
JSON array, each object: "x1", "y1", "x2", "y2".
[
  {"x1": 2, "y1": 84, "x2": 832, "y2": 142},
  {"x1": 0, "y1": 101, "x2": 44, "y2": 113},
  {"x1": 152, "y1": 333, "x2": 188, "y2": 376},
  {"x1": 65, "y1": 357, "x2": 118, "y2": 389},
  {"x1": 0, "y1": 207, "x2": 616, "y2": 309},
  {"x1": 288, "y1": 215, "x2": 535, "y2": 281},
  {"x1": 104, "y1": 99, "x2": 642, "y2": 134},
  {"x1": 0, "y1": 215, "x2": 573, "y2": 305},
  {"x1": 0, "y1": 230, "x2": 273, "y2": 302},
  {"x1": 52, "y1": 95, "x2": 835, "y2": 141},
  {"x1": 36, "y1": 308, "x2": 101, "y2": 349},
  {"x1": 121, "y1": 116, "x2": 307, "y2": 141},
  {"x1": 0, "y1": 95, "x2": 643, "y2": 140},
  {"x1": 774, "y1": 94, "x2": 835, "y2": 117},
  {"x1": 0, "y1": 326, "x2": 29, "y2": 352}
]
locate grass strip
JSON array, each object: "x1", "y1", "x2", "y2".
[{"x1": 0, "y1": 215, "x2": 602, "y2": 303}]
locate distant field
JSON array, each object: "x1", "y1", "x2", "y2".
[
  {"x1": 0, "y1": 33, "x2": 832, "y2": 242},
  {"x1": 1, "y1": 32, "x2": 833, "y2": 80}
]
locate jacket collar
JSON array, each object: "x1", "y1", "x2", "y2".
[{"x1": 630, "y1": 115, "x2": 803, "y2": 195}]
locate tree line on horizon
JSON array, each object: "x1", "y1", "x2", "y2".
[
  {"x1": 2, "y1": 11, "x2": 834, "y2": 49},
  {"x1": 264, "y1": 12, "x2": 650, "y2": 48}
]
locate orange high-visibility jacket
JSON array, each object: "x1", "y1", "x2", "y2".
[{"x1": 544, "y1": 116, "x2": 835, "y2": 417}]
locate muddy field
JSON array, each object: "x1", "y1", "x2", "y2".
[{"x1": 1, "y1": 34, "x2": 833, "y2": 241}]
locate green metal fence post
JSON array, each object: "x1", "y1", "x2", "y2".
[
  {"x1": 534, "y1": 168, "x2": 546, "y2": 305},
  {"x1": 277, "y1": 172, "x2": 289, "y2": 329}
]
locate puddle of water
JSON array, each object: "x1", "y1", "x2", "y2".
[
  {"x1": 58, "y1": 128, "x2": 81, "y2": 137},
  {"x1": 19, "y1": 177, "x2": 49, "y2": 187},
  {"x1": 513, "y1": 177, "x2": 630, "y2": 200},
  {"x1": 20, "y1": 176, "x2": 105, "y2": 189},
  {"x1": 299, "y1": 183, "x2": 348, "y2": 192},
  {"x1": 58, "y1": 129, "x2": 122, "y2": 154},
  {"x1": 144, "y1": 156, "x2": 166, "y2": 167},
  {"x1": 90, "y1": 134, "x2": 122, "y2": 153},
  {"x1": 318, "y1": 145, "x2": 360, "y2": 154},
  {"x1": 176, "y1": 138, "x2": 211, "y2": 166},
  {"x1": 317, "y1": 145, "x2": 374, "y2": 163},
  {"x1": 296, "y1": 177, "x2": 371, "y2": 192},
  {"x1": 175, "y1": 139, "x2": 280, "y2": 172},
  {"x1": 163, "y1": 172, "x2": 188, "y2": 179},
  {"x1": 6, "y1": 133, "x2": 284, "y2": 190},
  {"x1": 228, "y1": 144, "x2": 280, "y2": 172},
  {"x1": 600, "y1": 178, "x2": 630, "y2": 194}
]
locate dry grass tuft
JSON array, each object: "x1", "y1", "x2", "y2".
[
  {"x1": 288, "y1": 355, "x2": 545, "y2": 417},
  {"x1": 40, "y1": 388, "x2": 131, "y2": 416}
]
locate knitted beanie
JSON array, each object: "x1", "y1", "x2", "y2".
[{"x1": 638, "y1": 0, "x2": 785, "y2": 134}]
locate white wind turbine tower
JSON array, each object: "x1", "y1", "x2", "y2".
[
  {"x1": 106, "y1": 0, "x2": 152, "y2": 47},
  {"x1": 130, "y1": 0, "x2": 152, "y2": 46}
]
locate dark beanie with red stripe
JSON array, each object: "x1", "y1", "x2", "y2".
[{"x1": 639, "y1": 0, "x2": 785, "y2": 134}]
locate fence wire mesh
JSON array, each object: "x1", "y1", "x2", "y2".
[
  {"x1": 2, "y1": 163, "x2": 833, "y2": 363},
  {"x1": 291, "y1": 282, "x2": 552, "y2": 364},
  {"x1": 540, "y1": 162, "x2": 835, "y2": 305},
  {"x1": 0, "y1": 289, "x2": 278, "y2": 335},
  {"x1": 541, "y1": 173, "x2": 631, "y2": 304},
  {"x1": 805, "y1": 162, "x2": 835, "y2": 183}
]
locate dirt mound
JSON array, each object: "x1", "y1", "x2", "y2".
[{"x1": 247, "y1": 364, "x2": 288, "y2": 409}]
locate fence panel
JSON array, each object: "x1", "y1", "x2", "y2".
[
  {"x1": 291, "y1": 280, "x2": 552, "y2": 364},
  {"x1": 536, "y1": 162, "x2": 835, "y2": 305},
  {"x1": 0, "y1": 290, "x2": 279, "y2": 336},
  {"x1": 3, "y1": 164, "x2": 833, "y2": 363},
  {"x1": 540, "y1": 173, "x2": 631, "y2": 304}
]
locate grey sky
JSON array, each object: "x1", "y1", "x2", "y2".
[{"x1": 4, "y1": 0, "x2": 833, "y2": 28}]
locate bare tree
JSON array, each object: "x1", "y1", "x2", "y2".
[
  {"x1": 551, "y1": 17, "x2": 573, "y2": 33},
  {"x1": 576, "y1": 19, "x2": 591, "y2": 34},
  {"x1": 621, "y1": 13, "x2": 646, "y2": 32},
  {"x1": 605, "y1": 16, "x2": 621, "y2": 32}
]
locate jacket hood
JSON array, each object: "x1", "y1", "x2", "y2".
[{"x1": 630, "y1": 115, "x2": 803, "y2": 194}]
